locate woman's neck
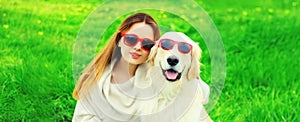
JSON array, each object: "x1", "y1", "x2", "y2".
[
  {"x1": 118, "y1": 57, "x2": 138, "y2": 76},
  {"x1": 111, "y1": 57, "x2": 138, "y2": 83}
]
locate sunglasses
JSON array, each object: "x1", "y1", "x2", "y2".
[
  {"x1": 158, "y1": 39, "x2": 193, "y2": 54},
  {"x1": 121, "y1": 33, "x2": 155, "y2": 52}
]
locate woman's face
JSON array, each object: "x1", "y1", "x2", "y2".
[{"x1": 118, "y1": 22, "x2": 154, "y2": 65}]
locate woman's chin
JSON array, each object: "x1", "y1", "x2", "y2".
[{"x1": 128, "y1": 59, "x2": 146, "y2": 65}]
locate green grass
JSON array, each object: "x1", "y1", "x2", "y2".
[{"x1": 1, "y1": 0, "x2": 299, "y2": 121}]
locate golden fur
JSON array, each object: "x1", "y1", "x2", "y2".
[{"x1": 140, "y1": 32, "x2": 212, "y2": 121}]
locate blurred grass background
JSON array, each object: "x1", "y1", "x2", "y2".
[{"x1": 0, "y1": 0, "x2": 299, "y2": 121}]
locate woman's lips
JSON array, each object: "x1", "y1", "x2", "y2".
[{"x1": 130, "y1": 52, "x2": 141, "y2": 59}]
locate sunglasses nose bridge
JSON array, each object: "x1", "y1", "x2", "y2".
[{"x1": 132, "y1": 39, "x2": 142, "y2": 50}]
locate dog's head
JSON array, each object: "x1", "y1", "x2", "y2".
[{"x1": 148, "y1": 32, "x2": 202, "y2": 82}]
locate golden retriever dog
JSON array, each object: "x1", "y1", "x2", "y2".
[{"x1": 134, "y1": 32, "x2": 213, "y2": 122}]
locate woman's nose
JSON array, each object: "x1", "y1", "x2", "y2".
[{"x1": 133, "y1": 42, "x2": 142, "y2": 50}]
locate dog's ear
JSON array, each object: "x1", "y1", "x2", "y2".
[
  {"x1": 187, "y1": 42, "x2": 202, "y2": 80},
  {"x1": 147, "y1": 44, "x2": 158, "y2": 66}
]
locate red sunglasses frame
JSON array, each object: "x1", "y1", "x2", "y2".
[
  {"x1": 120, "y1": 33, "x2": 155, "y2": 52},
  {"x1": 158, "y1": 39, "x2": 193, "y2": 54}
]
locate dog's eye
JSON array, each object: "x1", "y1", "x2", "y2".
[
  {"x1": 161, "y1": 40, "x2": 174, "y2": 50},
  {"x1": 179, "y1": 43, "x2": 191, "y2": 53}
]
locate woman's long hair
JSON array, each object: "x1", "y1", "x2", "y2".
[{"x1": 73, "y1": 13, "x2": 160, "y2": 100}]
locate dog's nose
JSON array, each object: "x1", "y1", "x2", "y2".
[{"x1": 167, "y1": 56, "x2": 179, "y2": 66}]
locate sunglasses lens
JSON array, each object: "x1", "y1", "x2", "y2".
[
  {"x1": 178, "y1": 43, "x2": 191, "y2": 53},
  {"x1": 142, "y1": 39, "x2": 155, "y2": 51},
  {"x1": 161, "y1": 39, "x2": 174, "y2": 50},
  {"x1": 124, "y1": 35, "x2": 137, "y2": 46}
]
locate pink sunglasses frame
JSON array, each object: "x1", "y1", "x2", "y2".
[{"x1": 158, "y1": 38, "x2": 193, "y2": 54}]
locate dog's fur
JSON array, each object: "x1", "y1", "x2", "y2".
[{"x1": 135, "y1": 32, "x2": 212, "y2": 121}]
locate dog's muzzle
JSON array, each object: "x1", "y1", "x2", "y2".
[
  {"x1": 162, "y1": 68, "x2": 182, "y2": 82},
  {"x1": 160, "y1": 56, "x2": 182, "y2": 82},
  {"x1": 167, "y1": 56, "x2": 179, "y2": 66}
]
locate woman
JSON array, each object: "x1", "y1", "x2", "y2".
[{"x1": 72, "y1": 13, "x2": 161, "y2": 121}]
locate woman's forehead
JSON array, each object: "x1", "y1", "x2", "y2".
[{"x1": 126, "y1": 23, "x2": 154, "y2": 38}]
